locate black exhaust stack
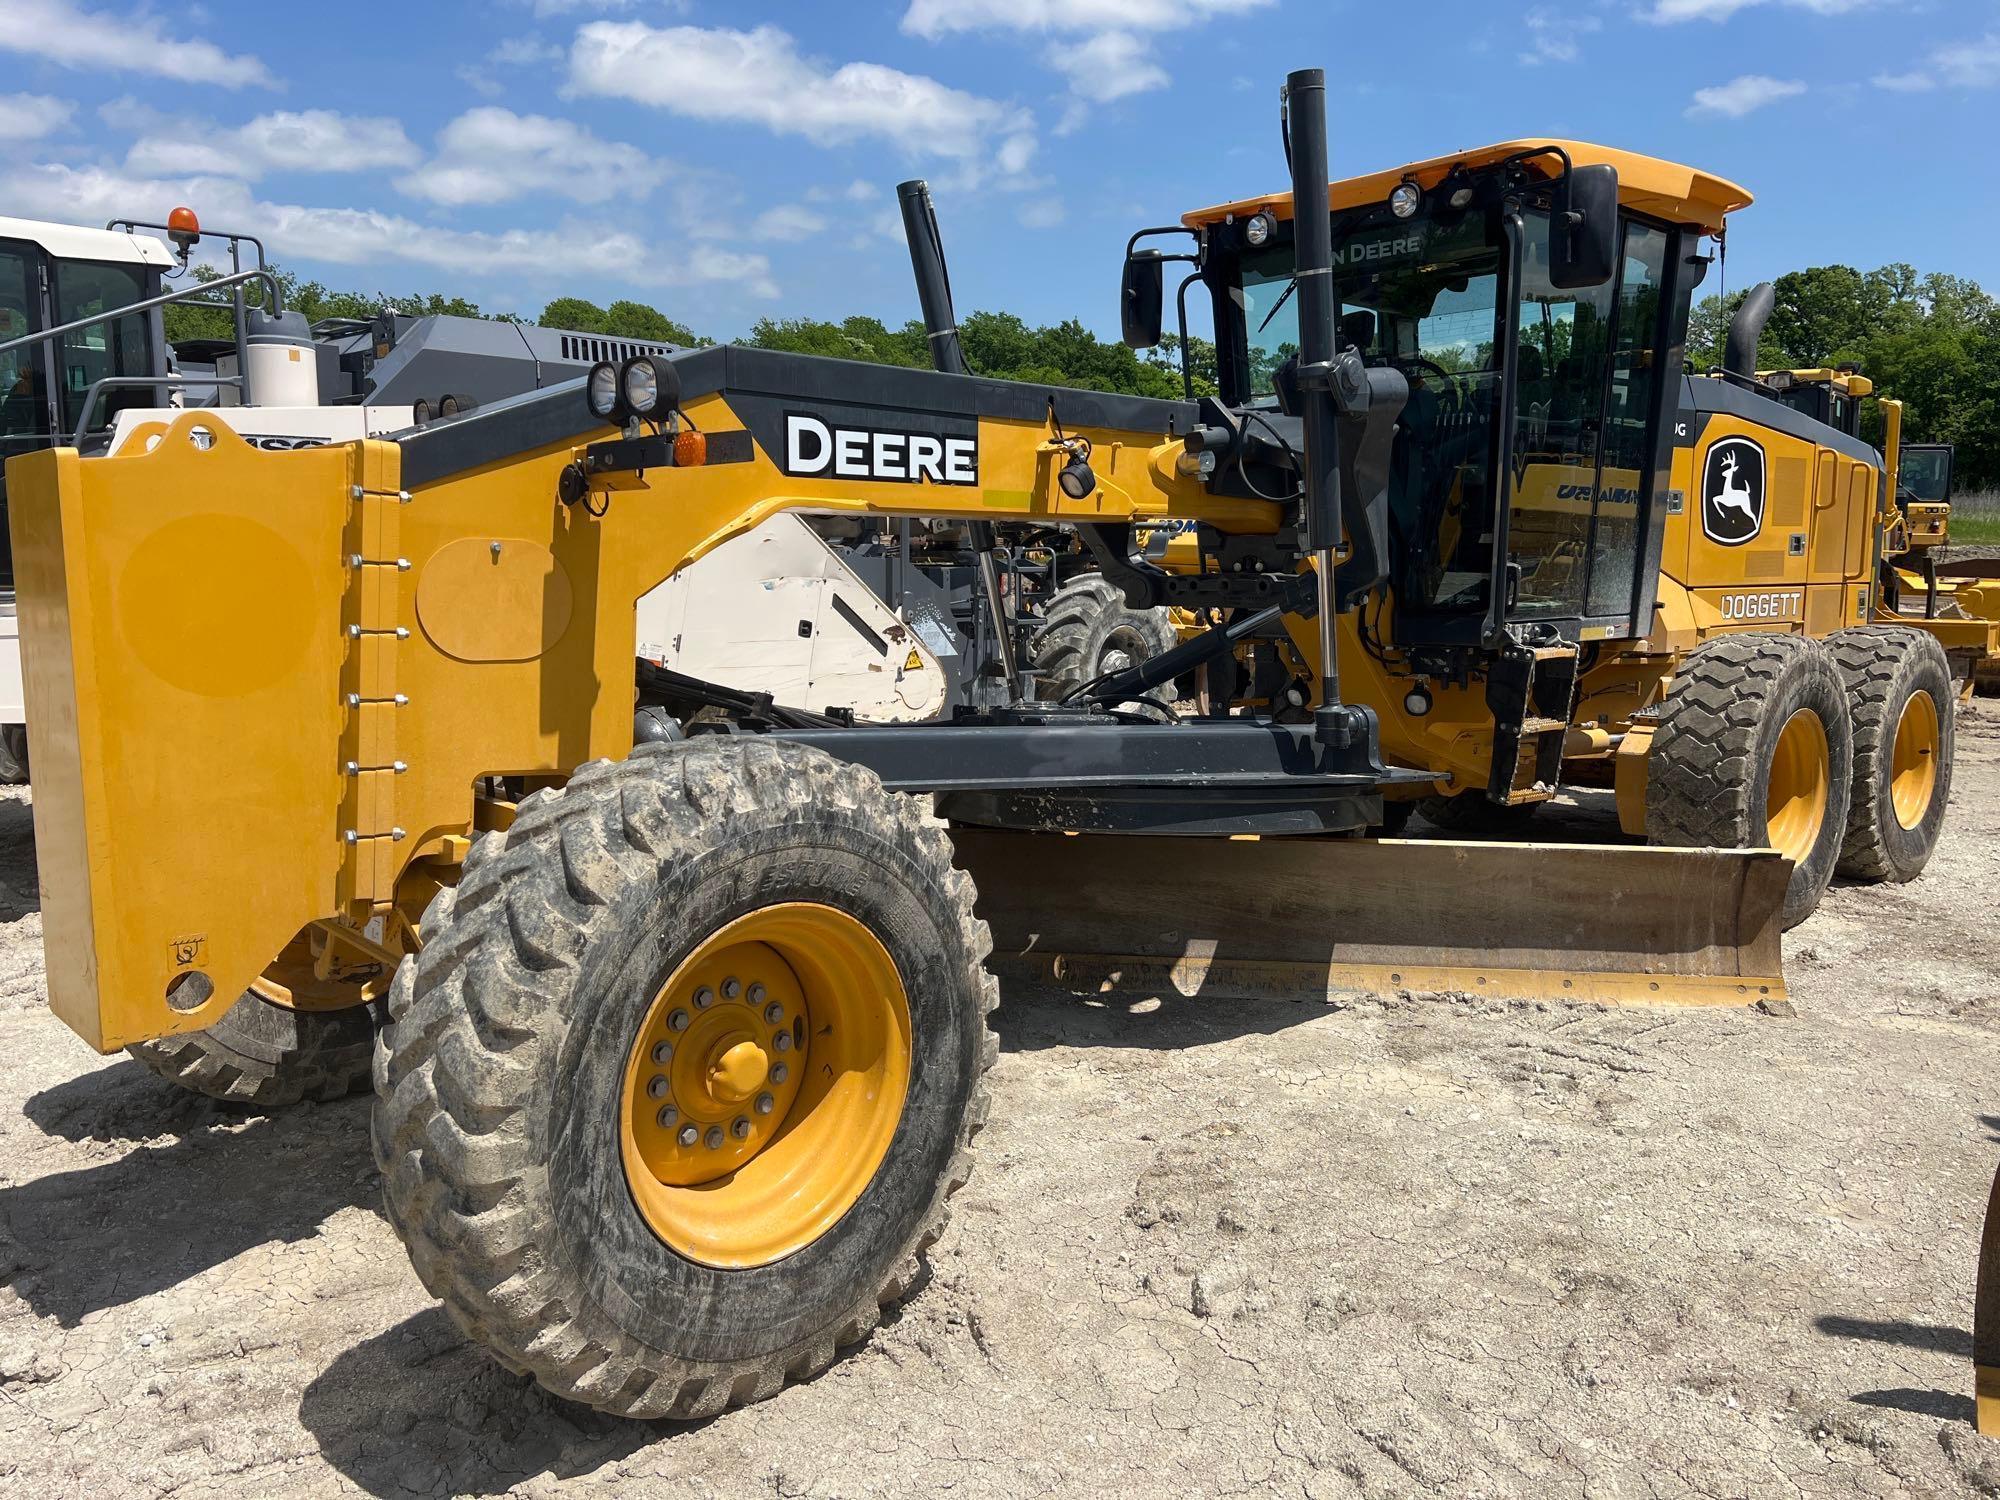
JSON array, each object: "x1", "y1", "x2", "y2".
[
  {"x1": 896, "y1": 179, "x2": 1020, "y2": 702},
  {"x1": 1725, "y1": 281, "x2": 1774, "y2": 380}
]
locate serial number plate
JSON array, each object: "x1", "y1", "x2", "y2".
[{"x1": 1718, "y1": 590, "x2": 1802, "y2": 621}]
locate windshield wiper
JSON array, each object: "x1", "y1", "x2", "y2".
[{"x1": 1256, "y1": 277, "x2": 1299, "y2": 334}]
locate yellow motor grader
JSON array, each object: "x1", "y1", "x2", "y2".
[
  {"x1": 1048, "y1": 173, "x2": 1976, "y2": 931},
  {"x1": 10, "y1": 72, "x2": 1793, "y2": 1418}
]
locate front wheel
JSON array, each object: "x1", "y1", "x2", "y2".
[
  {"x1": 373, "y1": 738, "x2": 996, "y2": 1419},
  {"x1": 1645, "y1": 633, "x2": 1853, "y2": 929}
]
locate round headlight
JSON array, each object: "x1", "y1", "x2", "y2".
[
  {"x1": 1389, "y1": 180, "x2": 1422, "y2": 220},
  {"x1": 619, "y1": 354, "x2": 681, "y2": 420},
  {"x1": 622, "y1": 356, "x2": 660, "y2": 416},
  {"x1": 1244, "y1": 211, "x2": 1275, "y2": 248},
  {"x1": 586, "y1": 361, "x2": 622, "y2": 422}
]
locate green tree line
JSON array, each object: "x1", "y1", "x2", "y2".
[{"x1": 1690, "y1": 263, "x2": 1999, "y2": 490}]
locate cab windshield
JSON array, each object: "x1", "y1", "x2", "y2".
[{"x1": 1228, "y1": 201, "x2": 1668, "y2": 628}]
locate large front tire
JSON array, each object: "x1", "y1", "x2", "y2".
[
  {"x1": 1645, "y1": 633, "x2": 1853, "y2": 929},
  {"x1": 372, "y1": 738, "x2": 996, "y2": 1419},
  {"x1": 1830, "y1": 625, "x2": 1954, "y2": 882}
]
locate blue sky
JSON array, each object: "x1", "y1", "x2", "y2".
[{"x1": 0, "y1": 0, "x2": 1993, "y2": 343}]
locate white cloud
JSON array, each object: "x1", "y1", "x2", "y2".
[
  {"x1": 1873, "y1": 32, "x2": 2000, "y2": 92},
  {"x1": 1053, "y1": 32, "x2": 1167, "y2": 100},
  {"x1": 397, "y1": 107, "x2": 664, "y2": 206},
  {"x1": 124, "y1": 110, "x2": 417, "y2": 180},
  {"x1": 0, "y1": 94, "x2": 75, "y2": 143},
  {"x1": 902, "y1": 0, "x2": 1269, "y2": 35},
  {"x1": 569, "y1": 22, "x2": 1030, "y2": 165},
  {"x1": 1519, "y1": 8, "x2": 1602, "y2": 65},
  {"x1": 1018, "y1": 198, "x2": 1065, "y2": 229},
  {"x1": 808, "y1": 179, "x2": 884, "y2": 203},
  {"x1": 1646, "y1": 0, "x2": 1868, "y2": 20},
  {"x1": 0, "y1": 0, "x2": 275, "y2": 88},
  {"x1": 752, "y1": 204, "x2": 827, "y2": 242},
  {"x1": 0, "y1": 160, "x2": 777, "y2": 296},
  {"x1": 457, "y1": 35, "x2": 567, "y2": 96},
  {"x1": 1686, "y1": 74, "x2": 1807, "y2": 117},
  {"x1": 904, "y1": 0, "x2": 1267, "y2": 123},
  {"x1": 516, "y1": 0, "x2": 642, "y2": 13}
]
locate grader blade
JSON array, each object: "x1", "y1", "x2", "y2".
[{"x1": 950, "y1": 830, "x2": 1789, "y2": 1008}]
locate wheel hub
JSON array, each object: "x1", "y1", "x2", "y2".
[
  {"x1": 629, "y1": 942, "x2": 808, "y2": 1187},
  {"x1": 619, "y1": 903, "x2": 911, "y2": 1268},
  {"x1": 1765, "y1": 707, "x2": 1830, "y2": 864},
  {"x1": 1889, "y1": 689, "x2": 1939, "y2": 830}
]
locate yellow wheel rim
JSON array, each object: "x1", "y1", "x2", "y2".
[
  {"x1": 1765, "y1": 708, "x2": 1830, "y2": 864},
  {"x1": 1890, "y1": 689, "x2": 1940, "y2": 830},
  {"x1": 619, "y1": 903, "x2": 911, "y2": 1269}
]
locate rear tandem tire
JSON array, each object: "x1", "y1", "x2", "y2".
[
  {"x1": 371, "y1": 737, "x2": 997, "y2": 1420},
  {"x1": 1829, "y1": 624, "x2": 1954, "y2": 882},
  {"x1": 1027, "y1": 574, "x2": 1177, "y2": 700},
  {"x1": 1645, "y1": 632, "x2": 1853, "y2": 930},
  {"x1": 128, "y1": 992, "x2": 381, "y2": 1107}
]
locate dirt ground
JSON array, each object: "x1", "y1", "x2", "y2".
[{"x1": 2, "y1": 704, "x2": 1998, "y2": 1499}]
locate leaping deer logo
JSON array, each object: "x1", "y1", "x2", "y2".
[
  {"x1": 1702, "y1": 437, "x2": 1765, "y2": 546},
  {"x1": 1713, "y1": 451, "x2": 1756, "y2": 525}
]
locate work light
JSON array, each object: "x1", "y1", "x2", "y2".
[
  {"x1": 620, "y1": 353, "x2": 681, "y2": 420},
  {"x1": 1389, "y1": 180, "x2": 1421, "y2": 219},
  {"x1": 1244, "y1": 211, "x2": 1275, "y2": 248},
  {"x1": 586, "y1": 360, "x2": 623, "y2": 422}
]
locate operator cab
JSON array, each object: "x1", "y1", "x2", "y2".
[
  {"x1": 1181, "y1": 143, "x2": 1749, "y2": 653},
  {"x1": 1757, "y1": 366, "x2": 1871, "y2": 440},
  {"x1": 0, "y1": 217, "x2": 173, "y2": 586}
]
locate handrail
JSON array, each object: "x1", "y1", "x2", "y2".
[
  {"x1": 70, "y1": 374, "x2": 243, "y2": 448},
  {"x1": 0, "y1": 267, "x2": 282, "y2": 362}
]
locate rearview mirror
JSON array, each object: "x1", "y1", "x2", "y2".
[
  {"x1": 1121, "y1": 249, "x2": 1165, "y2": 348},
  {"x1": 1549, "y1": 164, "x2": 1618, "y2": 290}
]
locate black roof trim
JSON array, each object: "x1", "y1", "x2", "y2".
[
  {"x1": 399, "y1": 344, "x2": 1197, "y2": 489},
  {"x1": 1681, "y1": 374, "x2": 1880, "y2": 468}
]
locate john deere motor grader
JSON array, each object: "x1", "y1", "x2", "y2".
[
  {"x1": 9, "y1": 72, "x2": 1789, "y2": 1419},
  {"x1": 1085, "y1": 160, "x2": 1966, "y2": 928}
]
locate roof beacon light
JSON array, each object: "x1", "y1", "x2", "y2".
[
  {"x1": 166, "y1": 205, "x2": 201, "y2": 255},
  {"x1": 1389, "y1": 180, "x2": 1422, "y2": 220}
]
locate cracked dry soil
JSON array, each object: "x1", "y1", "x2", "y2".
[{"x1": 2, "y1": 701, "x2": 1999, "y2": 1497}]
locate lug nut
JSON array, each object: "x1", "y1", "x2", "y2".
[
  {"x1": 754, "y1": 1092, "x2": 775, "y2": 1115},
  {"x1": 678, "y1": 1124, "x2": 699, "y2": 1147},
  {"x1": 646, "y1": 1074, "x2": 669, "y2": 1099},
  {"x1": 656, "y1": 1104, "x2": 678, "y2": 1128},
  {"x1": 722, "y1": 977, "x2": 741, "y2": 1000},
  {"x1": 731, "y1": 1116, "x2": 752, "y2": 1140},
  {"x1": 748, "y1": 983, "x2": 766, "y2": 1004},
  {"x1": 667, "y1": 1008, "x2": 690, "y2": 1032},
  {"x1": 693, "y1": 986, "x2": 714, "y2": 1010},
  {"x1": 763, "y1": 1001, "x2": 784, "y2": 1024},
  {"x1": 651, "y1": 1040, "x2": 673, "y2": 1065},
  {"x1": 704, "y1": 1126, "x2": 725, "y2": 1150},
  {"x1": 771, "y1": 1063, "x2": 789, "y2": 1085},
  {"x1": 772, "y1": 1031, "x2": 791, "y2": 1053}
]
